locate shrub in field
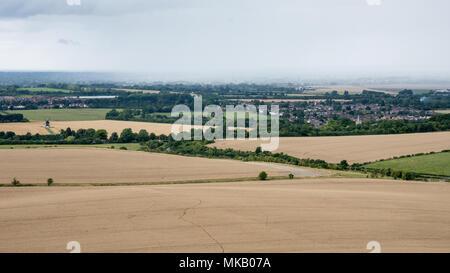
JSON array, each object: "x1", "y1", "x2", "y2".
[
  {"x1": 11, "y1": 178, "x2": 20, "y2": 186},
  {"x1": 392, "y1": 170, "x2": 403, "y2": 180},
  {"x1": 120, "y1": 146, "x2": 128, "y2": 150},
  {"x1": 47, "y1": 178, "x2": 54, "y2": 186},
  {"x1": 385, "y1": 168, "x2": 392, "y2": 177},
  {"x1": 258, "y1": 171, "x2": 268, "y2": 181},
  {"x1": 402, "y1": 172, "x2": 415, "y2": 181},
  {"x1": 289, "y1": 173, "x2": 294, "y2": 179}
]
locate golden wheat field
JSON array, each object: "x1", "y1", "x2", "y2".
[
  {"x1": 0, "y1": 148, "x2": 321, "y2": 185},
  {"x1": 1, "y1": 120, "x2": 175, "y2": 135},
  {"x1": 0, "y1": 121, "x2": 50, "y2": 135},
  {"x1": 210, "y1": 132, "x2": 450, "y2": 163},
  {"x1": 0, "y1": 120, "x2": 240, "y2": 136},
  {"x1": 1, "y1": 178, "x2": 449, "y2": 253}
]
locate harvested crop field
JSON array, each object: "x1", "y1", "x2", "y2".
[
  {"x1": 0, "y1": 178, "x2": 449, "y2": 253},
  {"x1": 0, "y1": 120, "x2": 174, "y2": 135},
  {"x1": 210, "y1": 132, "x2": 450, "y2": 163},
  {"x1": 0, "y1": 121, "x2": 49, "y2": 135},
  {"x1": 0, "y1": 148, "x2": 321, "y2": 185},
  {"x1": 1, "y1": 120, "x2": 234, "y2": 136}
]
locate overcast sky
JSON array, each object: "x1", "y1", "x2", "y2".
[{"x1": 0, "y1": 0, "x2": 449, "y2": 81}]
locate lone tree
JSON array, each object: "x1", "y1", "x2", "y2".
[
  {"x1": 11, "y1": 177, "x2": 20, "y2": 186},
  {"x1": 258, "y1": 171, "x2": 268, "y2": 181},
  {"x1": 255, "y1": 146, "x2": 262, "y2": 154},
  {"x1": 47, "y1": 178, "x2": 54, "y2": 186}
]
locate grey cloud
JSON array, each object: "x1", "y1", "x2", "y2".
[
  {"x1": 0, "y1": 0, "x2": 88, "y2": 18},
  {"x1": 0, "y1": 0, "x2": 195, "y2": 18}
]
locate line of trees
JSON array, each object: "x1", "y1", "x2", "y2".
[
  {"x1": 0, "y1": 113, "x2": 28, "y2": 123},
  {"x1": 105, "y1": 109, "x2": 179, "y2": 124},
  {"x1": 0, "y1": 127, "x2": 159, "y2": 145}
]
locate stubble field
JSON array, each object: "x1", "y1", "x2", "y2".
[
  {"x1": 210, "y1": 132, "x2": 450, "y2": 163},
  {"x1": 0, "y1": 148, "x2": 321, "y2": 185},
  {"x1": 0, "y1": 120, "x2": 175, "y2": 135},
  {"x1": 1, "y1": 178, "x2": 449, "y2": 253}
]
